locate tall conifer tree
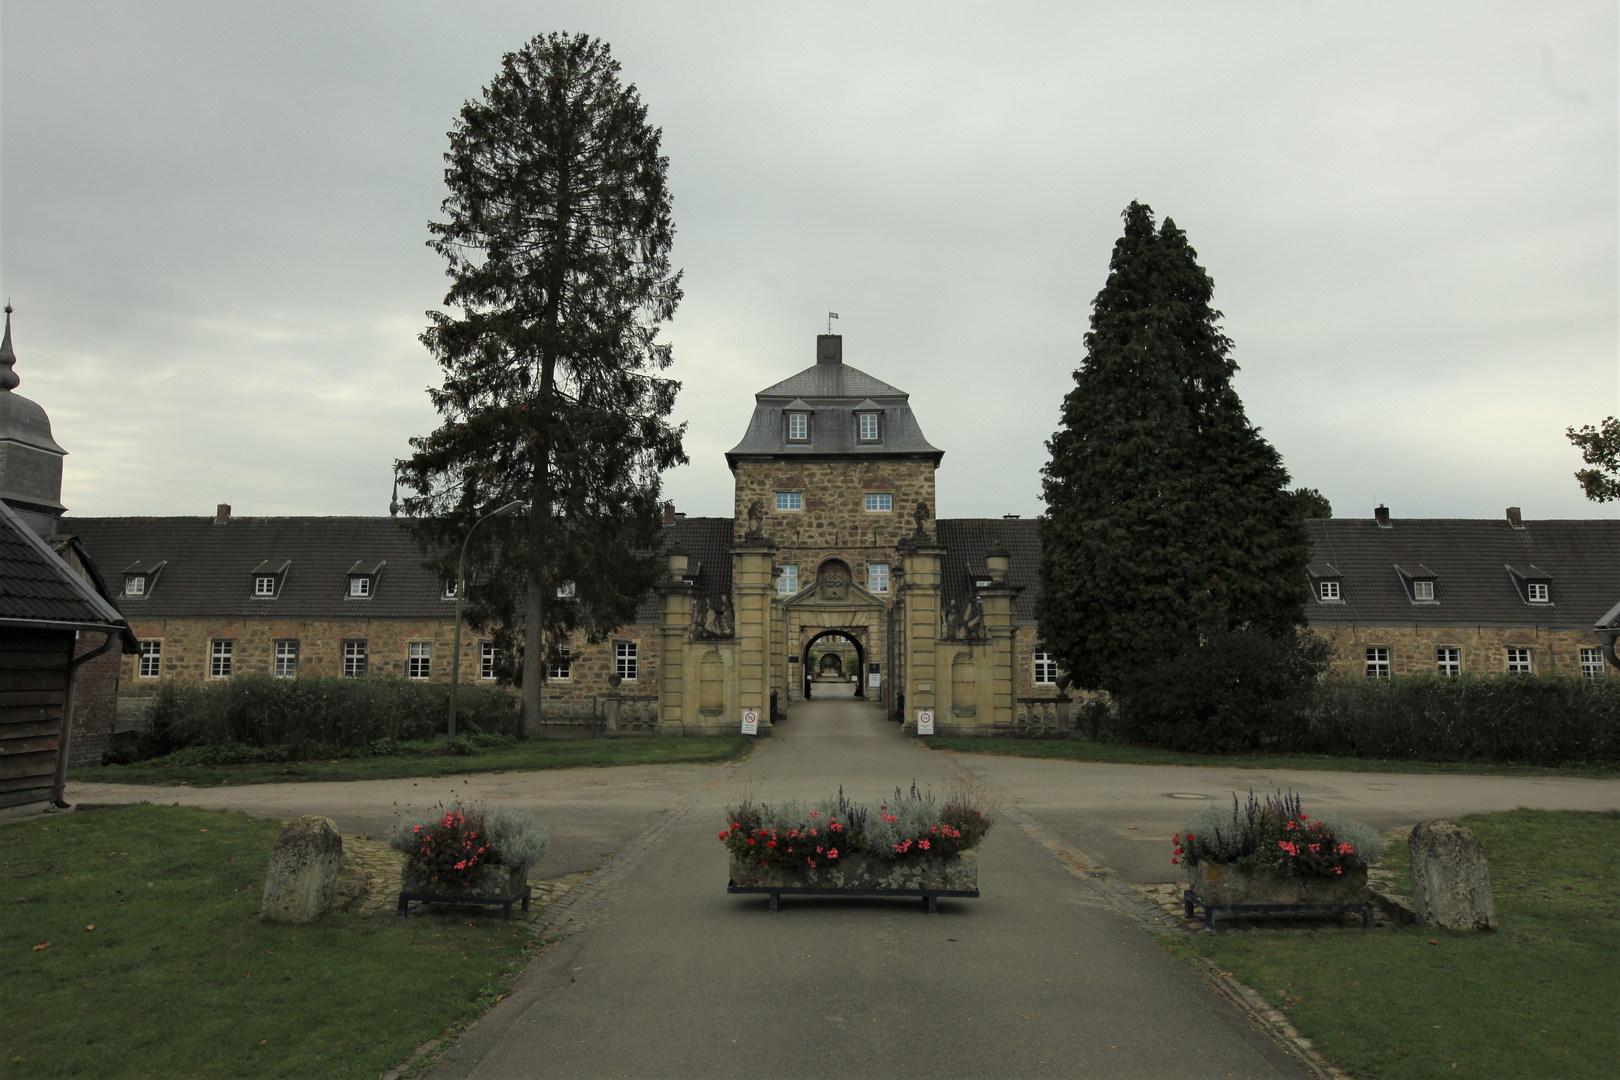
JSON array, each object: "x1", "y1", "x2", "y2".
[
  {"x1": 399, "y1": 34, "x2": 686, "y2": 734},
  {"x1": 1038, "y1": 202, "x2": 1308, "y2": 695}
]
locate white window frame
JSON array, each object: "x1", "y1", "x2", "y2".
[
  {"x1": 254, "y1": 575, "x2": 276, "y2": 598},
  {"x1": 274, "y1": 639, "x2": 298, "y2": 679},
  {"x1": 137, "y1": 640, "x2": 161, "y2": 679},
  {"x1": 1506, "y1": 646, "x2": 1532, "y2": 674},
  {"x1": 615, "y1": 640, "x2": 638, "y2": 681},
  {"x1": 1318, "y1": 580, "x2": 1340, "y2": 601},
  {"x1": 1527, "y1": 582, "x2": 1549, "y2": 603},
  {"x1": 778, "y1": 564, "x2": 799, "y2": 596},
  {"x1": 480, "y1": 641, "x2": 498, "y2": 681},
  {"x1": 1033, "y1": 649, "x2": 1058, "y2": 686},
  {"x1": 209, "y1": 639, "x2": 233, "y2": 679},
  {"x1": 1580, "y1": 646, "x2": 1605, "y2": 679},
  {"x1": 864, "y1": 493, "x2": 892, "y2": 513},
  {"x1": 1412, "y1": 580, "x2": 1434, "y2": 601},
  {"x1": 349, "y1": 576, "x2": 371, "y2": 598},
  {"x1": 556, "y1": 581, "x2": 576, "y2": 599},
  {"x1": 775, "y1": 491, "x2": 803, "y2": 512},
  {"x1": 1365, "y1": 647, "x2": 1390, "y2": 680},
  {"x1": 868, "y1": 562, "x2": 890, "y2": 594},
  {"x1": 547, "y1": 643, "x2": 572, "y2": 681},
  {"x1": 407, "y1": 641, "x2": 431, "y2": 680},
  {"x1": 1437, "y1": 647, "x2": 1461, "y2": 677},
  {"x1": 787, "y1": 412, "x2": 808, "y2": 441},
  {"x1": 343, "y1": 640, "x2": 368, "y2": 679},
  {"x1": 858, "y1": 413, "x2": 879, "y2": 441},
  {"x1": 124, "y1": 576, "x2": 145, "y2": 596}
]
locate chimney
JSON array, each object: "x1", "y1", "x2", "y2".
[
  {"x1": 1374, "y1": 504, "x2": 1391, "y2": 529},
  {"x1": 816, "y1": 334, "x2": 842, "y2": 365},
  {"x1": 663, "y1": 502, "x2": 676, "y2": 526},
  {"x1": 214, "y1": 503, "x2": 232, "y2": 526},
  {"x1": 1002, "y1": 513, "x2": 1021, "y2": 520},
  {"x1": 1506, "y1": 506, "x2": 1524, "y2": 529}
]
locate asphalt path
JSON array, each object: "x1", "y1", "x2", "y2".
[{"x1": 431, "y1": 698, "x2": 1310, "y2": 1080}]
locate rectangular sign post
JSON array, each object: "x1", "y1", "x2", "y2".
[
  {"x1": 741, "y1": 709, "x2": 759, "y2": 736},
  {"x1": 915, "y1": 709, "x2": 935, "y2": 736},
  {"x1": 868, "y1": 662, "x2": 881, "y2": 688}
]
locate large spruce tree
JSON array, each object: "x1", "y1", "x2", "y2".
[
  {"x1": 399, "y1": 34, "x2": 686, "y2": 735},
  {"x1": 1038, "y1": 202, "x2": 1309, "y2": 699}
]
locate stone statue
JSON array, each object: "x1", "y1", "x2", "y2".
[
  {"x1": 913, "y1": 500, "x2": 930, "y2": 536},
  {"x1": 819, "y1": 563, "x2": 849, "y2": 601},
  {"x1": 693, "y1": 592, "x2": 736, "y2": 639},
  {"x1": 745, "y1": 499, "x2": 765, "y2": 538}
]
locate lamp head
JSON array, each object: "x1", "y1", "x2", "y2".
[{"x1": 493, "y1": 500, "x2": 526, "y2": 518}]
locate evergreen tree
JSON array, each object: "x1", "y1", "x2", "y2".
[
  {"x1": 1289, "y1": 487, "x2": 1333, "y2": 520},
  {"x1": 399, "y1": 33, "x2": 686, "y2": 735},
  {"x1": 1567, "y1": 416, "x2": 1620, "y2": 502},
  {"x1": 1037, "y1": 202, "x2": 1309, "y2": 697}
]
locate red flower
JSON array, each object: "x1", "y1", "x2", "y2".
[
  {"x1": 1171, "y1": 857, "x2": 1179, "y2": 865},
  {"x1": 747, "y1": 839, "x2": 755, "y2": 846},
  {"x1": 828, "y1": 848, "x2": 839, "y2": 858},
  {"x1": 766, "y1": 840, "x2": 777, "y2": 848}
]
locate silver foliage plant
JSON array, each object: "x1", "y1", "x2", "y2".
[{"x1": 388, "y1": 800, "x2": 550, "y2": 870}]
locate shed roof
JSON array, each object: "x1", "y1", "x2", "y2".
[{"x1": 0, "y1": 500, "x2": 128, "y2": 633}]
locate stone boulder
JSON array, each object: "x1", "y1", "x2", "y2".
[
  {"x1": 260, "y1": 815, "x2": 343, "y2": 923},
  {"x1": 1409, "y1": 819, "x2": 1497, "y2": 930}
]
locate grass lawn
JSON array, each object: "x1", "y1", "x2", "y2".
[
  {"x1": 1161, "y1": 810, "x2": 1620, "y2": 1080},
  {"x1": 69, "y1": 735, "x2": 753, "y2": 788},
  {"x1": 927, "y1": 737, "x2": 1620, "y2": 778},
  {"x1": 1, "y1": 803, "x2": 544, "y2": 1080}
]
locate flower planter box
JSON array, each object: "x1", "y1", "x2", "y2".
[
  {"x1": 1182, "y1": 861, "x2": 1371, "y2": 934},
  {"x1": 397, "y1": 862, "x2": 532, "y2": 923},
  {"x1": 727, "y1": 849, "x2": 979, "y2": 913}
]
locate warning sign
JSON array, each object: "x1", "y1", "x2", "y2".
[
  {"x1": 741, "y1": 709, "x2": 759, "y2": 736},
  {"x1": 916, "y1": 709, "x2": 935, "y2": 735}
]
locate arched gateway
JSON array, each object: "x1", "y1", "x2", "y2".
[{"x1": 651, "y1": 332, "x2": 1042, "y2": 736}]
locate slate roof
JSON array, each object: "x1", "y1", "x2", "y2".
[
  {"x1": 0, "y1": 500, "x2": 128, "y2": 632},
  {"x1": 1305, "y1": 517, "x2": 1620, "y2": 629},
  {"x1": 936, "y1": 518, "x2": 1042, "y2": 624},
  {"x1": 726, "y1": 337, "x2": 943, "y2": 466},
  {"x1": 635, "y1": 517, "x2": 733, "y2": 620},
  {"x1": 61, "y1": 514, "x2": 730, "y2": 625}
]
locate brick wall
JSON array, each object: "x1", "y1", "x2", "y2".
[{"x1": 67, "y1": 636, "x2": 123, "y2": 766}]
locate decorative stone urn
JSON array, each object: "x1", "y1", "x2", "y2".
[
  {"x1": 729, "y1": 849, "x2": 978, "y2": 893},
  {"x1": 401, "y1": 861, "x2": 528, "y2": 900},
  {"x1": 1185, "y1": 860, "x2": 1368, "y2": 905}
]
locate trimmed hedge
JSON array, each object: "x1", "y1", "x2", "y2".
[{"x1": 137, "y1": 674, "x2": 518, "y2": 759}]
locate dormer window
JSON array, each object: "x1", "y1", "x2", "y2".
[
  {"x1": 1308, "y1": 563, "x2": 1342, "y2": 603},
  {"x1": 853, "y1": 399, "x2": 884, "y2": 443},
  {"x1": 1506, "y1": 564, "x2": 1552, "y2": 605},
  {"x1": 1529, "y1": 583, "x2": 1549, "y2": 603},
  {"x1": 1396, "y1": 564, "x2": 1438, "y2": 605},
  {"x1": 788, "y1": 413, "x2": 808, "y2": 440},
  {"x1": 347, "y1": 559, "x2": 385, "y2": 599},
  {"x1": 251, "y1": 560, "x2": 290, "y2": 600},
  {"x1": 1319, "y1": 580, "x2": 1340, "y2": 601},
  {"x1": 556, "y1": 580, "x2": 576, "y2": 599},
  {"x1": 125, "y1": 575, "x2": 146, "y2": 596},
  {"x1": 120, "y1": 560, "x2": 166, "y2": 599},
  {"x1": 1413, "y1": 580, "x2": 1434, "y2": 601},
  {"x1": 859, "y1": 413, "x2": 878, "y2": 440}
]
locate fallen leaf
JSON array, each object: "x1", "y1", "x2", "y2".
[
  {"x1": 84, "y1": 925, "x2": 94, "y2": 931},
  {"x1": 1429, "y1": 940, "x2": 1439, "y2": 945},
  {"x1": 31, "y1": 943, "x2": 50, "y2": 951}
]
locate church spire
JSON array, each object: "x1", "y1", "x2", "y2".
[{"x1": 0, "y1": 303, "x2": 18, "y2": 392}]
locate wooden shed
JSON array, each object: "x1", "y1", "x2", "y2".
[{"x1": 0, "y1": 499, "x2": 133, "y2": 814}]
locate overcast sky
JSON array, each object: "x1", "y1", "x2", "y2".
[{"x1": 2, "y1": 1, "x2": 1615, "y2": 524}]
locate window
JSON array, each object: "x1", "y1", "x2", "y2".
[
  {"x1": 408, "y1": 642, "x2": 431, "y2": 680},
  {"x1": 778, "y1": 564, "x2": 798, "y2": 596},
  {"x1": 349, "y1": 576, "x2": 371, "y2": 598},
  {"x1": 1506, "y1": 647, "x2": 1532, "y2": 674},
  {"x1": 858, "y1": 413, "x2": 878, "y2": 441},
  {"x1": 343, "y1": 640, "x2": 368, "y2": 679},
  {"x1": 1581, "y1": 647, "x2": 1605, "y2": 679},
  {"x1": 480, "y1": 641, "x2": 498, "y2": 680},
  {"x1": 137, "y1": 640, "x2": 161, "y2": 679},
  {"x1": 1527, "y1": 583, "x2": 1549, "y2": 603},
  {"x1": 864, "y1": 493, "x2": 892, "y2": 513},
  {"x1": 124, "y1": 575, "x2": 145, "y2": 596},
  {"x1": 775, "y1": 491, "x2": 802, "y2": 512},
  {"x1": 1412, "y1": 580, "x2": 1434, "y2": 601},
  {"x1": 548, "y1": 644, "x2": 572, "y2": 681},
  {"x1": 868, "y1": 562, "x2": 889, "y2": 594},
  {"x1": 787, "y1": 412, "x2": 808, "y2": 441},
  {"x1": 1033, "y1": 649, "x2": 1058, "y2": 686},
  {"x1": 442, "y1": 581, "x2": 457, "y2": 600},
  {"x1": 1318, "y1": 580, "x2": 1340, "y2": 601},
  {"x1": 274, "y1": 640, "x2": 299, "y2": 679},
  {"x1": 556, "y1": 581, "x2": 576, "y2": 599},
  {"x1": 1437, "y1": 647, "x2": 1461, "y2": 677},
  {"x1": 1365, "y1": 647, "x2": 1390, "y2": 680},
  {"x1": 210, "y1": 640, "x2": 233, "y2": 679},
  {"x1": 615, "y1": 641, "x2": 638, "y2": 681}
]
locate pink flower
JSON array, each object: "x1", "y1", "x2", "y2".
[
  {"x1": 919, "y1": 840, "x2": 931, "y2": 851},
  {"x1": 828, "y1": 848, "x2": 839, "y2": 858}
]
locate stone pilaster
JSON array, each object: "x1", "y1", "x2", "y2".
[
  {"x1": 655, "y1": 545, "x2": 695, "y2": 732},
  {"x1": 731, "y1": 534, "x2": 778, "y2": 731},
  {"x1": 977, "y1": 544, "x2": 1023, "y2": 730},
  {"x1": 897, "y1": 532, "x2": 946, "y2": 733}
]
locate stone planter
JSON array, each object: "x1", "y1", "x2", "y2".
[
  {"x1": 397, "y1": 861, "x2": 531, "y2": 922},
  {"x1": 728, "y1": 849, "x2": 979, "y2": 913},
  {"x1": 1182, "y1": 860, "x2": 1371, "y2": 933}
]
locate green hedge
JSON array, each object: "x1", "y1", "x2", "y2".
[{"x1": 138, "y1": 674, "x2": 518, "y2": 759}]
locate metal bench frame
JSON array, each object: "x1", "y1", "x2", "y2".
[
  {"x1": 1183, "y1": 889, "x2": 1373, "y2": 934},
  {"x1": 397, "y1": 885, "x2": 533, "y2": 923},
  {"x1": 728, "y1": 882, "x2": 979, "y2": 914}
]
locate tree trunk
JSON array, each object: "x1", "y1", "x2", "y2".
[{"x1": 520, "y1": 484, "x2": 547, "y2": 739}]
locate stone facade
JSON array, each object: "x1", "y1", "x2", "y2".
[{"x1": 1309, "y1": 624, "x2": 1613, "y2": 679}]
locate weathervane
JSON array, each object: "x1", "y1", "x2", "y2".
[{"x1": 827, "y1": 311, "x2": 839, "y2": 334}]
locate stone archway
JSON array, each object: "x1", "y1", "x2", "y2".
[{"x1": 800, "y1": 628, "x2": 866, "y2": 700}]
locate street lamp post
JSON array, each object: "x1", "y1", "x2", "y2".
[{"x1": 447, "y1": 500, "x2": 526, "y2": 749}]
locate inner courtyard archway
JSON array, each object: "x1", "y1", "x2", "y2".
[{"x1": 800, "y1": 629, "x2": 865, "y2": 700}]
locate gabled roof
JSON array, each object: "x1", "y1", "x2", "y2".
[
  {"x1": 0, "y1": 499, "x2": 129, "y2": 633},
  {"x1": 1306, "y1": 517, "x2": 1620, "y2": 628}
]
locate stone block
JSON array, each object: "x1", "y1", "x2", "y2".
[
  {"x1": 1409, "y1": 819, "x2": 1498, "y2": 930},
  {"x1": 261, "y1": 815, "x2": 343, "y2": 923}
]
